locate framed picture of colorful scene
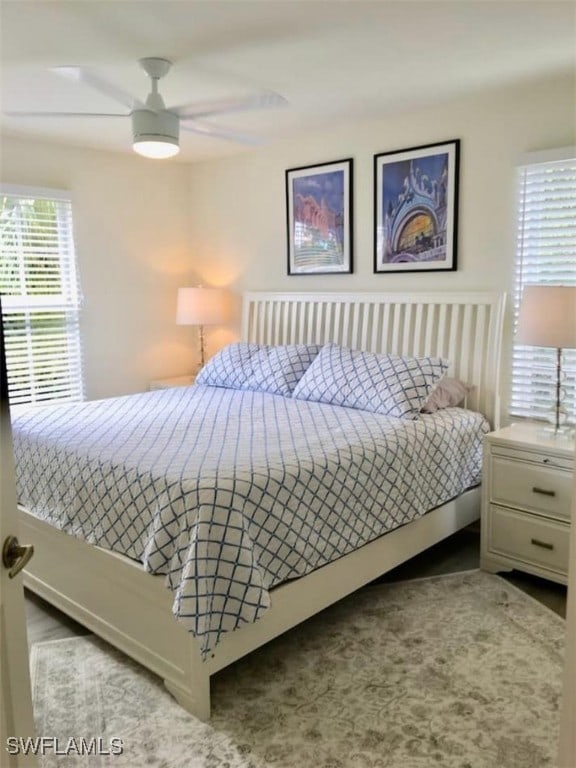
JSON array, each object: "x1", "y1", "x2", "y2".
[
  {"x1": 286, "y1": 158, "x2": 353, "y2": 275},
  {"x1": 374, "y1": 140, "x2": 460, "y2": 273}
]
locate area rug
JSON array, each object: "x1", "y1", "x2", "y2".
[{"x1": 30, "y1": 570, "x2": 565, "y2": 768}]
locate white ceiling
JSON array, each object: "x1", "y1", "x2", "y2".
[{"x1": 1, "y1": 1, "x2": 574, "y2": 163}]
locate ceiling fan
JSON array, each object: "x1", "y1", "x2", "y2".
[{"x1": 5, "y1": 57, "x2": 288, "y2": 159}]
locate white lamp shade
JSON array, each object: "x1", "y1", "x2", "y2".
[
  {"x1": 176, "y1": 287, "x2": 228, "y2": 326},
  {"x1": 516, "y1": 285, "x2": 576, "y2": 348}
]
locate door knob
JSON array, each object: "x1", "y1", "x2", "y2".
[{"x1": 2, "y1": 535, "x2": 34, "y2": 579}]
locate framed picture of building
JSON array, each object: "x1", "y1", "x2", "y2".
[
  {"x1": 286, "y1": 158, "x2": 353, "y2": 275},
  {"x1": 374, "y1": 140, "x2": 460, "y2": 273}
]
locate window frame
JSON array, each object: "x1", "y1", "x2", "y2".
[
  {"x1": 510, "y1": 146, "x2": 576, "y2": 426},
  {"x1": 0, "y1": 183, "x2": 84, "y2": 407}
]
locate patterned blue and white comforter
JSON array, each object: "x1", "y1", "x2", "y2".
[{"x1": 12, "y1": 385, "x2": 489, "y2": 655}]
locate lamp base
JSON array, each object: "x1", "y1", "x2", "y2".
[
  {"x1": 536, "y1": 424, "x2": 574, "y2": 442},
  {"x1": 198, "y1": 324, "x2": 206, "y2": 371},
  {"x1": 546, "y1": 346, "x2": 571, "y2": 437}
]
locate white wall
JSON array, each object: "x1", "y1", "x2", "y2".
[
  {"x1": 1, "y1": 72, "x2": 573, "y2": 402},
  {"x1": 1, "y1": 137, "x2": 197, "y2": 399},
  {"x1": 189, "y1": 72, "x2": 574, "y2": 295},
  {"x1": 188, "y1": 72, "x2": 575, "y2": 412}
]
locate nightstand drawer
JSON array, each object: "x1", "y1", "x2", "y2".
[
  {"x1": 491, "y1": 457, "x2": 572, "y2": 520},
  {"x1": 491, "y1": 444, "x2": 573, "y2": 471},
  {"x1": 488, "y1": 505, "x2": 569, "y2": 575}
]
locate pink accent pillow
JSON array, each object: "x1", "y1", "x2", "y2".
[{"x1": 421, "y1": 377, "x2": 472, "y2": 413}]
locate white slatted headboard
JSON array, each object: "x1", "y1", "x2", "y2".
[{"x1": 241, "y1": 291, "x2": 506, "y2": 428}]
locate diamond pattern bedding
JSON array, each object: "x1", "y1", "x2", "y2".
[
  {"x1": 196, "y1": 342, "x2": 321, "y2": 396},
  {"x1": 12, "y1": 385, "x2": 489, "y2": 656}
]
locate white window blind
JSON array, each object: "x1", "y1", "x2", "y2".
[
  {"x1": 0, "y1": 186, "x2": 84, "y2": 406},
  {"x1": 511, "y1": 151, "x2": 576, "y2": 424}
]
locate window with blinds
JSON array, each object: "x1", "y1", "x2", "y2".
[
  {"x1": 511, "y1": 151, "x2": 576, "y2": 424},
  {"x1": 0, "y1": 186, "x2": 84, "y2": 406}
]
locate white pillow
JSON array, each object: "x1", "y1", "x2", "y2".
[
  {"x1": 196, "y1": 343, "x2": 321, "y2": 397},
  {"x1": 292, "y1": 344, "x2": 449, "y2": 419}
]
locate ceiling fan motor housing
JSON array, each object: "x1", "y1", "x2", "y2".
[{"x1": 132, "y1": 108, "x2": 179, "y2": 146}]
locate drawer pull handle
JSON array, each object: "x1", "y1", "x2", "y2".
[
  {"x1": 532, "y1": 486, "x2": 556, "y2": 498},
  {"x1": 530, "y1": 538, "x2": 554, "y2": 551}
]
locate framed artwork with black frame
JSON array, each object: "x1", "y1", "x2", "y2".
[
  {"x1": 286, "y1": 158, "x2": 353, "y2": 275},
  {"x1": 374, "y1": 139, "x2": 459, "y2": 274}
]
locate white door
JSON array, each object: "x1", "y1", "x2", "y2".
[{"x1": 0, "y1": 315, "x2": 37, "y2": 767}]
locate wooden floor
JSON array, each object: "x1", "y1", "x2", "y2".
[
  {"x1": 378, "y1": 525, "x2": 567, "y2": 616},
  {"x1": 25, "y1": 590, "x2": 91, "y2": 646},
  {"x1": 25, "y1": 526, "x2": 567, "y2": 647}
]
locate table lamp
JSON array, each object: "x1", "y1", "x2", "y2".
[
  {"x1": 176, "y1": 286, "x2": 228, "y2": 369},
  {"x1": 516, "y1": 285, "x2": 576, "y2": 432}
]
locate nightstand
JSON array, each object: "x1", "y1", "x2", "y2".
[
  {"x1": 149, "y1": 374, "x2": 196, "y2": 391},
  {"x1": 481, "y1": 423, "x2": 574, "y2": 585}
]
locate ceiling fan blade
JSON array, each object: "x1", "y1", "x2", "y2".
[
  {"x1": 180, "y1": 121, "x2": 263, "y2": 146},
  {"x1": 174, "y1": 90, "x2": 288, "y2": 119},
  {"x1": 4, "y1": 111, "x2": 127, "y2": 118},
  {"x1": 51, "y1": 66, "x2": 145, "y2": 111}
]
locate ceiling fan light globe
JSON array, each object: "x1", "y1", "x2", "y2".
[
  {"x1": 133, "y1": 139, "x2": 179, "y2": 159},
  {"x1": 132, "y1": 108, "x2": 179, "y2": 159}
]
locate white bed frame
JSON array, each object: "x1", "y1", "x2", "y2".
[{"x1": 19, "y1": 291, "x2": 506, "y2": 720}]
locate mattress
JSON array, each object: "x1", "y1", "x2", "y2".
[{"x1": 13, "y1": 384, "x2": 489, "y2": 655}]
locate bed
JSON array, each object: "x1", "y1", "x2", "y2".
[{"x1": 15, "y1": 290, "x2": 506, "y2": 720}]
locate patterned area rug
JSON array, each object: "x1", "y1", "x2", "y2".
[{"x1": 30, "y1": 570, "x2": 564, "y2": 768}]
